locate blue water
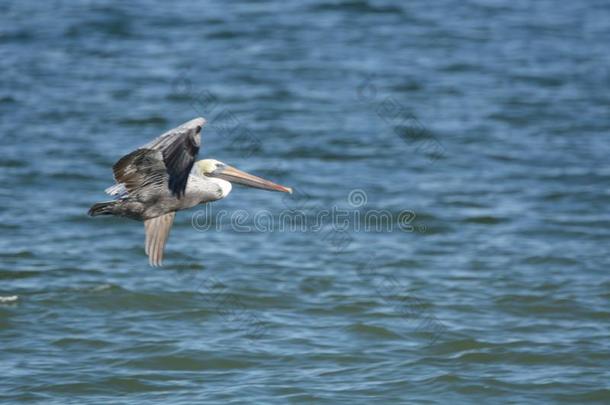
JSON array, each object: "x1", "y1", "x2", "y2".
[{"x1": 1, "y1": 0, "x2": 609, "y2": 403}]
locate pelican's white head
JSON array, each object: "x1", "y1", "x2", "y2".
[
  {"x1": 195, "y1": 159, "x2": 224, "y2": 177},
  {"x1": 195, "y1": 159, "x2": 232, "y2": 198},
  {"x1": 195, "y1": 159, "x2": 292, "y2": 194}
]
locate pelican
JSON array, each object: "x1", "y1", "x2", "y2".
[{"x1": 88, "y1": 117, "x2": 292, "y2": 266}]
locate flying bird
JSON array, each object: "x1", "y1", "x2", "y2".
[{"x1": 89, "y1": 117, "x2": 292, "y2": 266}]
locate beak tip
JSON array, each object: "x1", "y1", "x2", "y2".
[{"x1": 286, "y1": 187, "x2": 293, "y2": 194}]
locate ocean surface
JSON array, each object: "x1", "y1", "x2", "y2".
[{"x1": 1, "y1": 0, "x2": 609, "y2": 403}]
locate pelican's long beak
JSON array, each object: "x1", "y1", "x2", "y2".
[{"x1": 213, "y1": 165, "x2": 292, "y2": 193}]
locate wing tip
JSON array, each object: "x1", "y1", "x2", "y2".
[
  {"x1": 181, "y1": 117, "x2": 206, "y2": 133},
  {"x1": 192, "y1": 117, "x2": 207, "y2": 127}
]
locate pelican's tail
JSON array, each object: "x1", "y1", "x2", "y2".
[{"x1": 88, "y1": 201, "x2": 117, "y2": 217}]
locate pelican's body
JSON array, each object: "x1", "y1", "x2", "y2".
[
  {"x1": 89, "y1": 117, "x2": 291, "y2": 266},
  {"x1": 100, "y1": 169, "x2": 231, "y2": 220}
]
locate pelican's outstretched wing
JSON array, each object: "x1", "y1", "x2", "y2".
[
  {"x1": 142, "y1": 117, "x2": 205, "y2": 197},
  {"x1": 144, "y1": 212, "x2": 176, "y2": 266},
  {"x1": 110, "y1": 117, "x2": 205, "y2": 199}
]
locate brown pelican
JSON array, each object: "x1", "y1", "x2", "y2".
[{"x1": 89, "y1": 117, "x2": 292, "y2": 266}]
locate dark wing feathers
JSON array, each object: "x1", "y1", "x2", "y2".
[
  {"x1": 112, "y1": 118, "x2": 204, "y2": 199},
  {"x1": 160, "y1": 129, "x2": 199, "y2": 197},
  {"x1": 112, "y1": 149, "x2": 166, "y2": 196}
]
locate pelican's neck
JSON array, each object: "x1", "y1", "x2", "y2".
[{"x1": 208, "y1": 177, "x2": 232, "y2": 199}]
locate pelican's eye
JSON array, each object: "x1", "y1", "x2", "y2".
[{"x1": 210, "y1": 163, "x2": 226, "y2": 175}]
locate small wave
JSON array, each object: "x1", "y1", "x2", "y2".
[
  {"x1": 120, "y1": 353, "x2": 255, "y2": 371},
  {"x1": 462, "y1": 215, "x2": 509, "y2": 225},
  {"x1": 0, "y1": 250, "x2": 35, "y2": 259},
  {"x1": 90, "y1": 284, "x2": 116, "y2": 292},
  {"x1": 207, "y1": 29, "x2": 249, "y2": 40},
  {"x1": 347, "y1": 322, "x2": 402, "y2": 339},
  {"x1": 0, "y1": 158, "x2": 25, "y2": 168},
  {"x1": 0, "y1": 295, "x2": 18, "y2": 303},
  {"x1": 118, "y1": 116, "x2": 168, "y2": 126},
  {"x1": 310, "y1": 0, "x2": 404, "y2": 15}
]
